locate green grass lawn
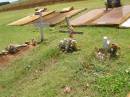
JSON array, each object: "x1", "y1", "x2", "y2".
[{"x1": 0, "y1": 0, "x2": 130, "y2": 97}]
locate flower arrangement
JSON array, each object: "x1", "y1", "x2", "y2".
[{"x1": 59, "y1": 38, "x2": 78, "y2": 53}]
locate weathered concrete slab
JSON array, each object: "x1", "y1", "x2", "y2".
[
  {"x1": 70, "y1": 8, "x2": 106, "y2": 26},
  {"x1": 120, "y1": 18, "x2": 130, "y2": 28},
  {"x1": 8, "y1": 11, "x2": 54, "y2": 26},
  {"x1": 45, "y1": 9, "x2": 84, "y2": 26},
  {"x1": 8, "y1": 8, "x2": 84, "y2": 26},
  {"x1": 60, "y1": 6, "x2": 74, "y2": 13},
  {"x1": 91, "y1": 5, "x2": 130, "y2": 25},
  {"x1": 33, "y1": 9, "x2": 85, "y2": 26}
]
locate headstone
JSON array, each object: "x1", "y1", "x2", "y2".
[
  {"x1": 33, "y1": 9, "x2": 47, "y2": 42},
  {"x1": 107, "y1": 0, "x2": 121, "y2": 8},
  {"x1": 114, "y1": 0, "x2": 121, "y2": 7},
  {"x1": 103, "y1": 36, "x2": 110, "y2": 49}
]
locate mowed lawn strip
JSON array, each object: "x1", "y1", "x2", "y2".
[{"x1": 0, "y1": 0, "x2": 130, "y2": 97}]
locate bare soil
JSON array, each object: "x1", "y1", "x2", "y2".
[{"x1": 0, "y1": 45, "x2": 35, "y2": 68}]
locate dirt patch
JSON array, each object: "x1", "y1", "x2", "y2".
[
  {"x1": 127, "y1": 93, "x2": 130, "y2": 97},
  {"x1": 0, "y1": 85, "x2": 5, "y2": 92},
  {"x1": 0, "y1": 45, "x2": 35, "y2": 68}
]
